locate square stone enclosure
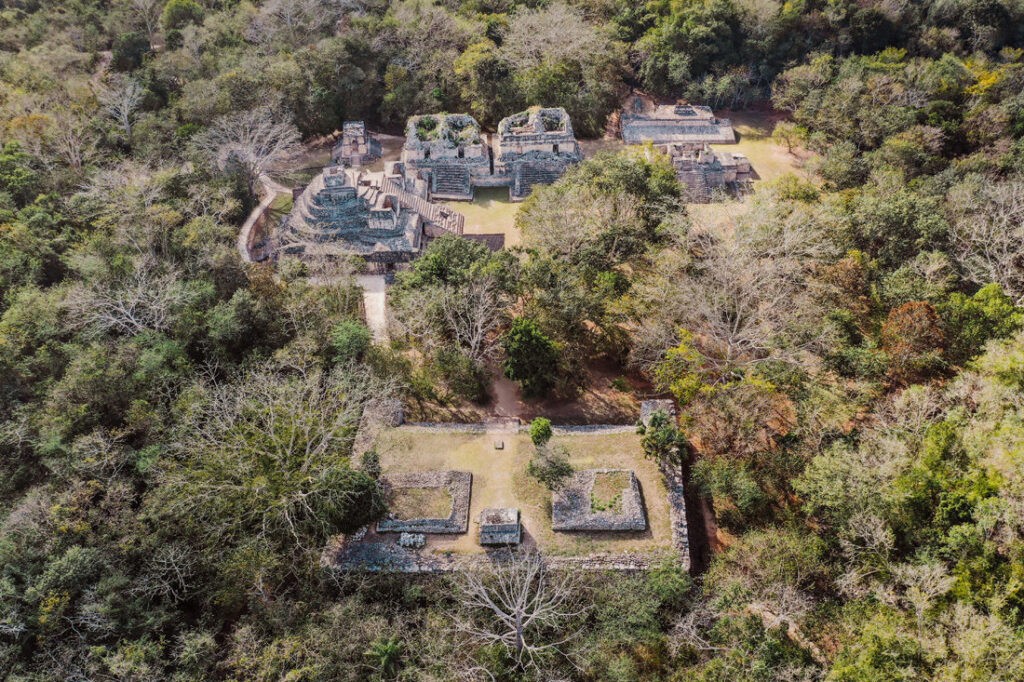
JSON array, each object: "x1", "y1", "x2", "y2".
[
  {"x1": 552, "y1": 469, "x2": 647, "y2": 532},
  {"x1": 377, "y1": 470, "x2": 472, "y2": 534}
]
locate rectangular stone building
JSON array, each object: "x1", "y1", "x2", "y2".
[
  {"x1": 621, "y1": 100, "x2": 736, "y2": 145},
  {"x1": 396, "y1": 108, "x2": 581, "y2": 202},
  {"x1": 331, "y1": 121, "x2": 382, "y2": 167}
]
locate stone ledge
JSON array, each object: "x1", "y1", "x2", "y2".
[
  {"x1": 377, "y1": 470, "x2": 472, "y2": 534},
  {"x1": 552, "y1": 469, "x2": 647, "y2": 532}
]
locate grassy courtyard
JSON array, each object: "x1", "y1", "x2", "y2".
[
  {"x1": 442, "y1": 187, "x2": 523, "y2": 247},
  {"x1": 372, "y1": 427, "x2": 674, "y2": 557}
]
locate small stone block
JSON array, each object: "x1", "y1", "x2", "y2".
[{"x1": 493, "y1": 439, "x2": 504, "y2": 450}]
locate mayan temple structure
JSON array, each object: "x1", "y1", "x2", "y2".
[
  {"x1": 493, "y1": 107, "x2": 582, "y2": 199},
  {"x1": 620, "y1": 99, "x2": 735, "y2": 145},
  {"x1": 394, "y1": 107, "x2": 581, "y2": 202},
  {"x1": 397, "y1": 113, "x2": 490, "y2": 201},
  {"x1": 276, "y1": 165, "x2": 422, "y2": 263},
  {"x1": 331, "y1": 121, "x2": 382, "y2": 167},
  {"x1": 665, "y1": 143, "x2": 753, "y2": 202}
]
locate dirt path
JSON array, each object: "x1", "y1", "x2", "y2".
[
  {"x1": 237, "y1": 175, "x2": 289, "y2": 263},
  {"x1": 355, "y1": 274, "x2": 388, "y2": 342}
]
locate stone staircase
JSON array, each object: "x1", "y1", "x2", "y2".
[
  {"x1": 382, "y1": 177, "x2": 465, "y2": 235},
  {"x1": 431, "y1": 165, "x2": 472, "y2": 198},
  {"x1": 514, "y1": 163, "x2": 563, "y2": 198}
]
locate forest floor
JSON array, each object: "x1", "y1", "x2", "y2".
[
  {"x1": 408, "y1": 358, "x2": 652, "y2": 425},
  {"x1": 371, "y1": 427, "x2": 675, "y2": 557}
]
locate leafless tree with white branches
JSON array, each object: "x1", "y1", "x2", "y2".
[
  {"x1": 247, "y1": 0, "x2": 349, "y2": 49},
  {"x1": 948, "y1": 177, "x2": 1024, "y2": 305},
  {"x1": 196, "y1": 107, "x2": 300, "y2": 198},
  {"x1": 455, "y1": 550, "x2": 587, "y2": 673},
  {"x1": 631, "y1": 205, "x2": 835, "y2": 377},
  {"x1": 96, "y1": 75, "x2": 145, "y2": 138},
  {"x1": 63, "y1": 260, "x2": 191, "y2": 337},
  {"x1": 437, "y1": 276, "x2": 505, "y2": 363}
]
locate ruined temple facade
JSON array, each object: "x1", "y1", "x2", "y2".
[
  {"x1": 621, "y1": 98, "x2": 735, "y2": 145},
  {"x1": 397, "y1": 113, "x2": 490, "y2": 201},
  {"x1": 493, "y1": 107, "x2": 582, "y2": 199},
  {"x1": 276, "y1": 165, "x2": 422, "y2": 263},
  {"x1": 665, "y1": 143, "x2": 752, "y2": 202},
  {"x1": 331, "y1": 121, "x2": 382, "y2": 167},
  {"x1": 395, "y1": 108, "x2": 581, "y2": 202}
]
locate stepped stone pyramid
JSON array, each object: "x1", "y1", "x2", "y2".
[{"x1": 277, "y1": 165, "x2": 421, "y2": 262}]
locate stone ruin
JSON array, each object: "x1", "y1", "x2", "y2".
[
  {"x1": 395, "y1": 113, "x2": 490, "y2": 201},
  {"x1": 621, "y1": 98, "x2": 736, "y2": 146},
  {"x1": 639, "y1": 399, "x2": 676, "y2": 427},
  {"x1": 552, "y1": 469, "x2": 647, "y2": 532},
  {"x1": 377, "y1": 470, "x2": 472, "y2": 534},
  {"x1": 392, "y1": 107, "x2": 581, "y2": 202},
  {"x1": 479, "y1": 508, "x2": 522, "y2": 546},
  {"x1": 331, "y1": 121, "x2": 382, "y2": 167},
  {"x1": 276, "y1": 165, "x2": 422, "y2": 263},
  {"x1": 493, "y1": 107, "x2": 582, "y2": 200},
  {"x1": 664, "y1": 143, "x2": 752, "y2": 202}
]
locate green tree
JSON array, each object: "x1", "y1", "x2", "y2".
[
  {"x1": 331, "y1": 320, "x2": 373, "y2": 364},
  {"x1": 161, "y1": 0, "x2": 204, "y2": 31},
  {"x1": 529, "y1": 417, "x2": 553, "y2": 447},
  {"x1": 939, "y1": 284, "x2": 1024, "y2": 364},
  {"x1": 501, "y1": 317, "x2": 560, "y2": 397},
  {"x1": 639, "y1": 410, "x2": 687, "y2": 467}
]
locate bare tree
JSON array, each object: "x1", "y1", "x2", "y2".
[
  {"x1": 125, "y1": 0, "x2": 162, "y2": 49},
  {"x1": 47, "y1": 110, "x2": 98, "y2": 174},
  {"x1": 96, "y1": 75, "x2": 145, "y2": 138},
  {"x1": 196, "y1": 107, "x2": 300, "y2": 198},
  {"x1": 247, "y1": 0, "x2": 347, "y2": 49},
  {"x1": 632, "y1": 206, "x2": 835, "y2": 380},
  {"x1": 64, "y1": 260, "x2": 190, "y2": 337},
  {"x1": 948, "y1": 177, "x2": 1024, "y2": 304},
  {"x1": 455, "y1": 550, "x2": 587, "y2": 673},
  {"x1": 438, "y1": 276, "x2": 505, "y2": 363},
  {"x1": 500, "y1": 3, "x2": 608, "y2": 72}
]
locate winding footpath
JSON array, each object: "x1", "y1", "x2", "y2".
[{"x1": 237, "y1": 174, "x2": 289, "y2": 263}]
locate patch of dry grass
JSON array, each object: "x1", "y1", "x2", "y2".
[
  {"x1": 389, "y1": 486, "x2": 453, "y2": 520},
  {"x1": 372, "y1": 428, "x2": 673, "y2": 557},
  {"x1": 443, "y1": 187, "x2": 523, "y2": 247},
  {"x1": 590, "y1": 470, "x2": 631, "y2": 513}
]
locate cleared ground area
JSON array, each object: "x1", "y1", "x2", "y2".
[
  {"x1": 372, "y1": 427, "x2": 674, "y2": 557},
  {"x1": 442, "y1": 187, "x2": 523, "y2": 247}
]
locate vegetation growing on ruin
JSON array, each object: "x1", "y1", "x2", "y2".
[{"x1": 3, "y1": 0, "x2": 1024, "y2": 680}]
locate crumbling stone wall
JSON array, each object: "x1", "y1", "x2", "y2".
[
  {"x1": 377, "y1": 470, "x2": 472, "y2": 534},
  {"x1": 552, "y1": 469, "x2": 647, "y2": 532}
]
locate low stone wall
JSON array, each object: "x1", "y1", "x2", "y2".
[
  {"x1": 330, "y1": 540, "x2": 673, "y2": 573},
  {"x1": 377, "y1": 470, "x2": 472, "y2": 534},
  {"x1": 353, "y1": 398, "x2": 404, "y2": 459},
  {"x1": 552, "y1": 469, "x2": 647, "y2": 532}
]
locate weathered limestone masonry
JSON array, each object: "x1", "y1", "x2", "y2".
[
  {"x1": 619, "y1": 97, "x2": 752, "y2": 201},
  {"x1": 394, "y1": 108, "x2": 581, "y2": 202},
  {"x1": 377, "y1": 470, "x2": 473, "y2": 534},
  {"x1": 396, "y1": 113, "x2": 490, "y2": 201},
  {"x1": 639, "y1": 400, "x2": 690, "y2": 569},
  {"x1": 665, "y1": 142, "x2": 753, "y2": 202},
  {"x1": 275, "y1": 165, "x2": 422, "y2": 262},
  {"x1": 331, "y1": 403, "x2": 692, "y2": 573},
  {"x1": 552, "y1": 469, "x2": 648, "y2": 532},
  {"x1": 494, "y1": 107, "x2": 582, "y2": 200},
  {"x1": 479, "y1": 508, "x2": 522, "y2": 546},
  {"x1": 621, "y1": 99, "x2": 736, "y2": 145},
  {"x1": 331, "y1": 120, "x2": 382, "y2": 167}
]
